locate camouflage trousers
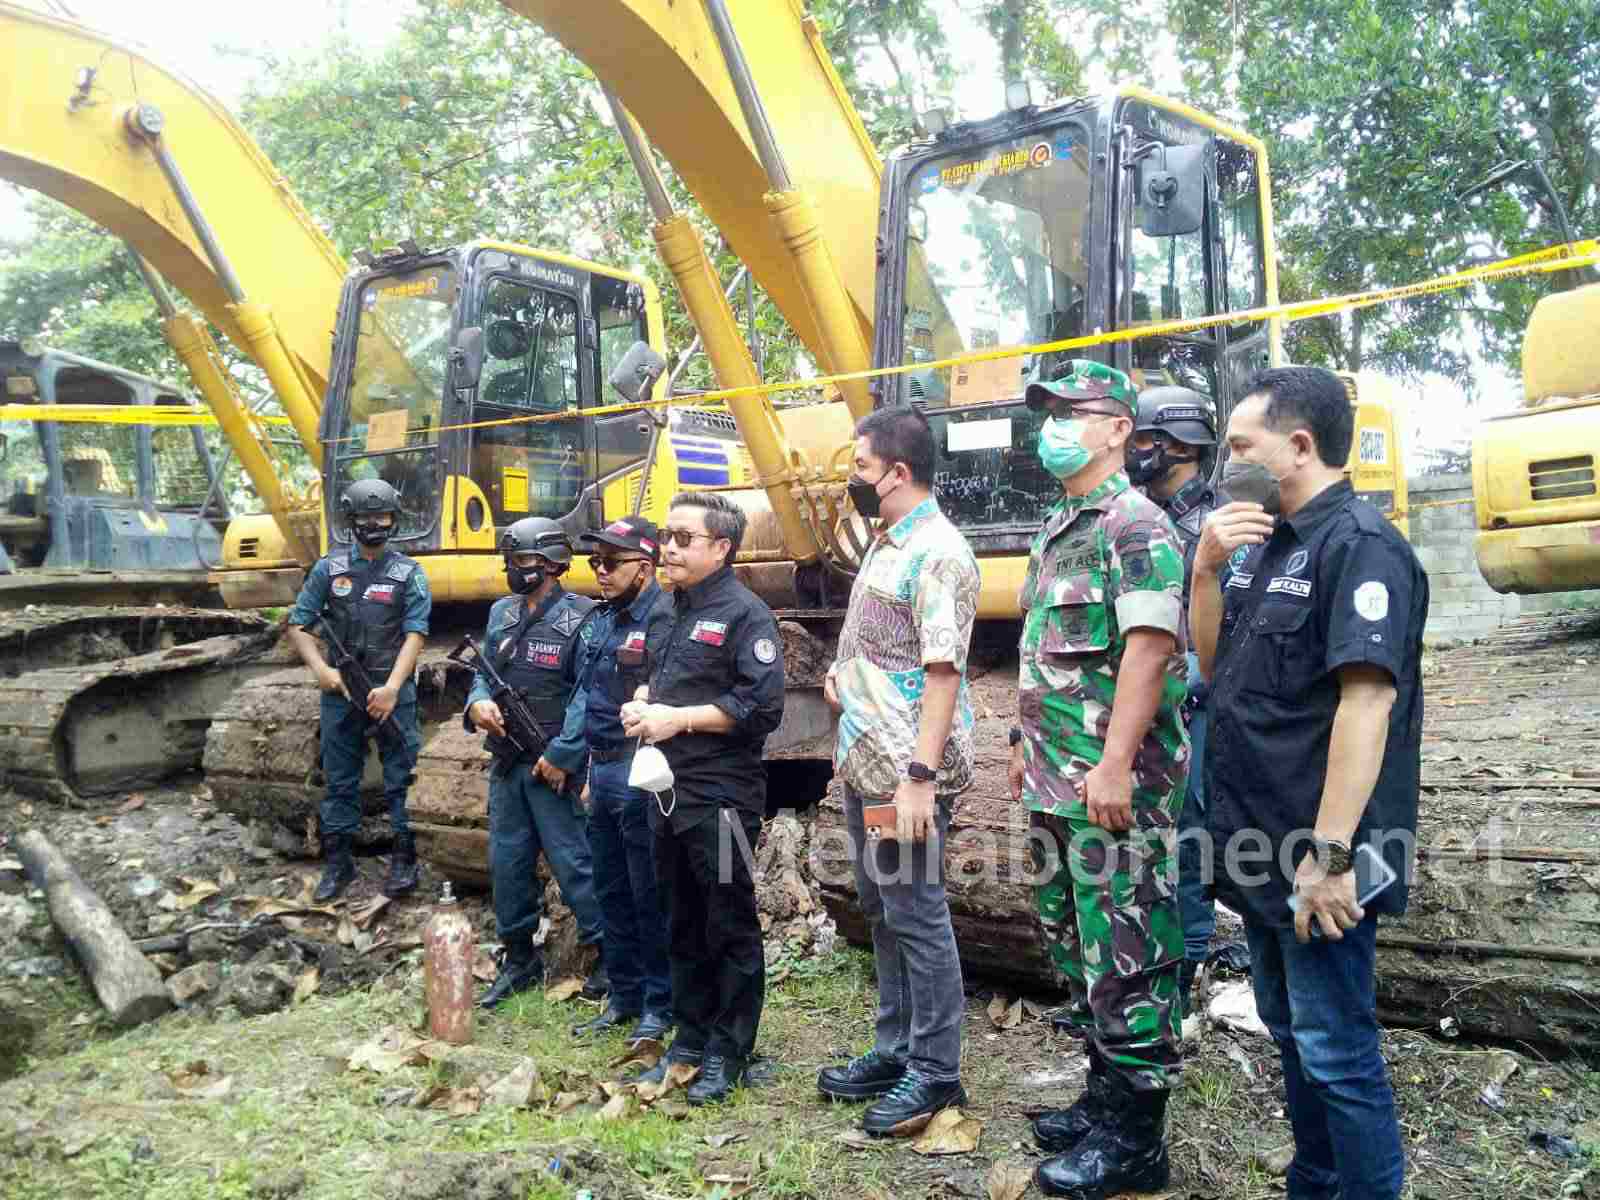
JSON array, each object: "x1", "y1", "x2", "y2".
[{"x1": 1030, "y1": 808, "x2": 1184, "y2": 1091}]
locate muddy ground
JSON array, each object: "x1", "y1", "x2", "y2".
[{"x1": 4, "y1": 612, "x2": 1600, "y2": 1197}]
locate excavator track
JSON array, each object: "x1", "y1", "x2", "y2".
[
  {"x1": 0, "y1": 606, "x2": 282, "y2": 804},
  {"x1": 813, "y1": 611, "x2": 1600, "y2": 1053}
]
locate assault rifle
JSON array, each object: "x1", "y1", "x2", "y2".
[
  {"x1": 313, "y1": 617, "x2": 407, "y2": 757},
  {"x1": 448, "y1": 635, "x2": 552, "y2": 767}
]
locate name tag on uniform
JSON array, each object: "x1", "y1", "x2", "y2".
[
  {"x1": 364, "y1": 583, "x2": 397, "y2": 604},
  {"x1": 618, "y1": 630, "x2": 647, "y2": 668},
  {"x1": 690, "y1": 619, "x2": 728, "y2": 647},
  {"x1": 525, "y1": 640, "x2": 563, "y2": 669},
  {"x1": 1266, "y1": 577, "x2": 1312, "y2": 598},
  {"x1": 1226, "y1": 572, "x2": 1254, "y2": 590}
]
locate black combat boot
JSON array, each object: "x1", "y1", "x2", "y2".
[
  {"x1": 861, "y1": 1068, "x2": 967, "y2": 1136},
  {"x1": 1035, "y1": 1080, "x2": 1170, "y2": 1199},
  {"x1": 313, "y1": 832, "x2": 356, "y2": 903},
  {"x1": 1032, "y1": 1045, "x2": 1110, "y2": 1153},
  {"x1": 478, "y1": 939, "x2": 543, "y2": 1009},
  {"x1": 686, "y1": 1054, "x2": 747, "y2": 1106},
  {"x1": 382, "y1": 831, "x2": 420, "y2": 897},
  {"x1": 817, "y1": 1050, "x2": 906, "y2": 1101}
]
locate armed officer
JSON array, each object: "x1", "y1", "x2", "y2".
[
  {"x1": 568, "y1": 516, "x2": 676, "y2": 1044},
  {"x1": 466, "y1": 517, "x2": 608, "y2": 1009},
  {"x1": 1125, "y1": 387, "x2": 1239, "y2": 1010},
  {"x1": 286, "y1": 479, "x2": 431, "y2": 903},
  {"x1": 622, "y1": 491, "x2": 785, "y2": 1106}
]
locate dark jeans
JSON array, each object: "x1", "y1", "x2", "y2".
[
  {"x1": 1244, "y1": 915, "x2": 1404, "y2": 1200},
  {"x1": 488, "y1": 762, "x2": 603, "y2": 947},
  {"x1": 654, "y1": 806, "x2": 765, "y2": 1061},
  {"x1": 588, "y1": 758, "x2": 671, "y2": 1016},
  {"x1": 1177, "y1": 699, "x2": 1216, "y2": 962},
  {"x1": 843, "y1": 785, "x2": 964, "y2": 1083},
  {"x1": 319, "y1": 684, "x2": 418, "y2": 837}
]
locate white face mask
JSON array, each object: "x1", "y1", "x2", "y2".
[{"x1": 629, "y1": 744, "x2": 676, "y2": 816}]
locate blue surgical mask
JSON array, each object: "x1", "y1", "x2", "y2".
[{"x1": 1038, "y1": 417, "x2": 1095, "y2": 480}]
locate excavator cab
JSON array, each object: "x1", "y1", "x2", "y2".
[
  {"x1": 0, "y1": 342, "x2": 228, "y2": 582},
  {"x1": 874, "y1": 91, "x2": 1274, "y2": 555},
  {"x1": 321, "y1": 242, "x2": 668, "y2": 571}
]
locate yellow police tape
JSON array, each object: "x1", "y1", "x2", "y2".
[
  {"x1": 4, "y1": 238, "x2": 1595, "y2": 442},
  {"x1": 0, "y1": 404, "x2": 294, "y2": 428}
]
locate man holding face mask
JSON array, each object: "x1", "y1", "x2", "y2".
[
  {"x1": 621, "y1": 492, "x2": 785, "y2": 1105},
  {"x1": 465, "y1": 518, "x2": 607, "y2": 1010},
  {"x1": 568, "y1": 516, "x2": 675, "y2": 1044},
  {"x1": 817, "y1": 406, "x2": 979, "y2": 1137},
  {"x1": 1008, "y1": 361, "x2": 1189, "y2": 1199},
  {"x1": 1192, "y1": 367, "x2": 1424, "y2": 1200}
]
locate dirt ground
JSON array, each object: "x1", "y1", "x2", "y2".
[{"x1": 4, "y1": 612, "x2": 1600, "y2": 1197}]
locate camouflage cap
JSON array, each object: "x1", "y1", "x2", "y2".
[{"x1": 1023, "y1": 359, "x2": 1136, "y2": 415}]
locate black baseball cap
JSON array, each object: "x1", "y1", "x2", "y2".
[{"x1": 578, "y1": 515, "x2": 661, "y2": 563}]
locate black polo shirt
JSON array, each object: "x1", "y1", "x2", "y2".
[
  {"x1": 648, "y1": 565, "x2": 785, "y2": 832},
  {"x1": 1206, "y1": 480, "x2": 1428, "y2": 928}
]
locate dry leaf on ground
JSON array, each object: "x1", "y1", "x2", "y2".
[
  {"x1": 610, "y1": 1038, "x2": 664, "y2": 1072},
  {"x1": 597, "y1": 1092, "x2": 634, "y2": 1121},
  {"x1": 174, "y1": 880, "x2": 221, "y2": 910},
  {"x1": 549, "y1": 1091, "x2": 588, "y2": 1114},
  {"x1": 218, "y1": 865, "x2": 238, "y2": 888},
  {"x1": 704, "y1": 1131, "x2": 746, "y2": 1149},
  {"x1": 986, "y1": 995, "x2": 1023, "y2": 1030},
  {"x1": 986, "y1": 1160, "x2": 1032, "y2": 1200},
  {"x1": 471, "y1": 952, "x2": 499, "y2": 983},
  {"x1": 910, "y1": 1107, "x2": 983, "y2": 1156},
  {"x1": 347, "y1": 1025, "x2": 448, "y2": 1074},
  {"x1": 485, "y1": 1059, "x2": 543, "y2": 1108},
  {"x1": 293, "y1": 967, "x2": 320, "y2": 1005},
  {"x1": 546, "y1": 977, "x2": 585, "y2": 1002},
  {"x1": 168, "y1": 1059, "x2": 234, "y2": 1101},
  {"x1": 426, "y1": 1086, "x2": 481, "y2": 1117},
  {"x1": 117, "y1": 794, "x2": 146, "y2": 814},
  {"x1": 636, "y1": 1061, "x2": 699, "y2": 1103},
  {"x1": 336, "y1": 916, "x2": 358, "y2": 946},
  {"x1": 836, "y1": 1129, "x2": 881, "y2": 1150},
  {"x1": 350, "y1": 894, "x2": 391, "y2": 929}
]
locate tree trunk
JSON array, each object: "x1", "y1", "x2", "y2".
[{"x1": 15, "y1": 830, "x2": 172, "y2": 1027}]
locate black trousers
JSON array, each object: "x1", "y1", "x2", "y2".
[{"x1": 653, "y1": 806, "x2": 765, "y2": 1060}]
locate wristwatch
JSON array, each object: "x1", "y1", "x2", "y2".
[
  {"x1": 906, "y1": 760, "x2": 937, "y2": 783},
  {"x1": 1008, "y1": 725, "x2": 1023, "y2": 747},
  {"x1": 1311, "y1": 836, "x2": 1354, "y2": 875}
]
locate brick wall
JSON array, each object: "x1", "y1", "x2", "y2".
[{"x1": 1407, "y1": 472, "x2": 1595, "y2": 645}]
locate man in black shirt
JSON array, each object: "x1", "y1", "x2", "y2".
[
  {"x1": 622, "y1": 491, "x2": 785, "y2": 1105},
  {"x1": 1192, "y1": 367, "x2": 1424, "y2": 1200}
]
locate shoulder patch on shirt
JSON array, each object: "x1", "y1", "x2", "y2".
[
  {"x1": 552, "y1": 606, "x2": 587, "y2": 638},
  {"x1": 690, "y1": 619, "x2": 728, "y2": 646},
  {"x1": 1228, "y1": 545, "x2": 1250, "y2": 571},
  {"x1": 328, "y1": 550, "x2": 351, "y2": 574},
  {"x1": 386, "y1": 559, "x2": 417, "y2": 582},
  {"x1": 753, "y1": 637, "x2": 778, "y2": 665},
  {"x1": 1284, "y1": 548, "x2": 1310, "y2": 577},
  {"x1": 330, "y1": 576, "x2": 354, "y2": 597},
  {"x1": 1354, "y1": 580, "x2": 1389, "y2": 621},
  {"x1": 1123, "y1": 550, "x2": 1152, "y2": 583}
]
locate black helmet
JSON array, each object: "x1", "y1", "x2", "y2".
[
  {"x1": 1133, "y1": 386, "x2": 1216, "y2": 448},
  {"x1": 339, "y1": 478, "x2": 402, "y2": 517},
  {"x1": 500, "y1": 516, "x2": 571, "y2": 565}
]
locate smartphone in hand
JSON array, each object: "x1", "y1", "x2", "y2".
[{"x1": 1287, "y1": 843, "x2": 1397, "y2": 937}]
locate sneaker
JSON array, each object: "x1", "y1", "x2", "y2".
[
  {"x1": 817, "y1": 1050, "x2": 905, "y2": 1101},
  {"x1": 861, "y1": 1068, "x2": 966, "y2": 1137}
]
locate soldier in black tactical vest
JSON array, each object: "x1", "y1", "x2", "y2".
[
  {"x1": 1126, "y1": 387, "x2": 1241, "y2": 1010},
  {"x1": 286, "y1": 479, "x2": 431, "y2": 902},
  {"x1": 466, "y1": 517, "x2": 608, "y2": 1009}
]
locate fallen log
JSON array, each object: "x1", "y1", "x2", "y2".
[{"x1": 15, "y1": 829, "x2": 171, "y2": 1027}]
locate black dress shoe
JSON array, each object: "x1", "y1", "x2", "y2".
[
  {"x1": 571, "y1": 1004, "x2": 639, "y2": 1038},
  {"x1": 629, "y1": 1012, "x2": 674, "y2": 1043},
  {"x1": 580, "y1": 958, "x2": 610, "y2": 1002},
  {"x1": 817, "y1": 1050, "x2": 905, "y2": 1101},
  {"x1": 1049, "y1": 1005, "x2": 1092, "y2": 1036},
  {"x1": 477, "y1": 950, "x2": 543, "y2": 1010},
  {"x1": 637, "y1": 1046, "x2": 702, "y2": 1086},
  {"x1": 861, "y1": 1069, "x2": 967, "y2": 1136},
  {"x1": 686, "y1": 1054, "x2": 746, "y2": 1106}
]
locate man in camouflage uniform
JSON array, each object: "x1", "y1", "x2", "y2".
[{"x1": 1008, "y1": 360, "x2": 1189, "y2": 1199}]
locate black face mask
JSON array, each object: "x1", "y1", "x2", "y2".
[
  {"x1": 353, "y1": 518, "x2": 393, "y2": 547},
  {"x1": 609, "y1": 563, "x2": 651, "y2": 608},
  {"x1": 506, "y1": 563, "x2": 546, "y2": 595},
  {"x1": 847, "y1": 466, "x2": 899, "y2": 521},
  {"x1": 1126, "y1": 442, "x2": 1196, "y2": 488}
]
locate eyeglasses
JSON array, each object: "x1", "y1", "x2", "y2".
[
  {"x1": 661, "y1": 528, "x2": 721, "y2": 548},
  {"x1": 589, "y1": 555, "x2": 648, "y2": 574},
  {"x1": 1066, "y1": 405, "x2": 1124, "y2": 421}
]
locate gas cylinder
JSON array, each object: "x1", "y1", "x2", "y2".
[{"x1": 423, "y1": 882, "x2": 474, "y2": 1045}]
